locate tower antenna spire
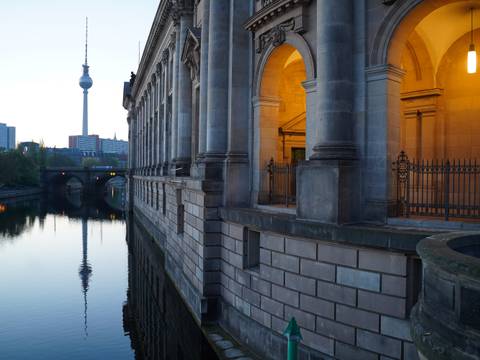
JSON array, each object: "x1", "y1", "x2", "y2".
[
  {"x1": 79, "y1": 16, "x2": 93, "y2": 136},
  {"x1": 85, "y1": 17, "x2": 88, "y2": 65}
]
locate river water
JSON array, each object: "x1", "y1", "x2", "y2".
[{"x1": 0, "y1": 193, "x2": 217, "y2": 360}]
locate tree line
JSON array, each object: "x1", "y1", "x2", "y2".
[{"x1": 0, "y1": 146, "x2": 122, "y2": 188}]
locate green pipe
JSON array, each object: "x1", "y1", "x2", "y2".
[{"x1": 283, "y1": 317, "x2": 302, "y2": 360}]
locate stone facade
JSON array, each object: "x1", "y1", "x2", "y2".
[
  {"x1": 123, "y1": 0, "x2": 476, "y2": 358},
  {"x1": 129, "y1": 172, "x2": 428, "y2": 359}
]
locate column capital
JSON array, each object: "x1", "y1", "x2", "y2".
[
  {"x1": 168, "y1": 31, "x2": 176, "y2": 51},
  {"x1": 365, "y1": 64, "x2": 406, "y2": 83},
  {"x1": 252, "y1": 95, "x2": 282, "y2": 108},
  {"x1": 301, "y1": 79, "x2": 317, "y2": 93},
  {"x1": 161, "y1": 49, "x2": 170, "y2": 64}
]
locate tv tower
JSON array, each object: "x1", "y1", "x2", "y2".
[{"x1": 79, "y1": 17, "x2": 93, "y2": 136}]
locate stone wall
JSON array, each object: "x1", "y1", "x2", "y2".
[
  {"x1": 219, "y1": 221, "x2": 419, "y2": 360},
  {"x1": 131, "y1": 176, "x2": 423, "y2": 359},
  {"x1": 133, "y1": 175, "x2": 207, "y2": 320}
]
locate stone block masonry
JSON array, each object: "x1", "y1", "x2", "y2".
[
  {"x1": 219, "y1": 221, "x2": 419, "y2": 360},
  {"x1": 131, "y1": 176, "x2": 420, "y2": 359}
]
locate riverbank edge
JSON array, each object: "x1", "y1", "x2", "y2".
[
  {"x1": 0, "y1": 187, "x2": 44, "y2": 200},
  {"x1": 131, "y1": 209, "x2": 259, "y2": 360}
]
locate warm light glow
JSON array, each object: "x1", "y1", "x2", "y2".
[
  {"x1": 468, "y1": 9, "x2": 477, "y2": 74},
  {"x1": 283, "y1": 50, "x2": 302, "y2": 69},
  {"x1": 468, "y1": 45, "x2": 477, "y2": 74}
]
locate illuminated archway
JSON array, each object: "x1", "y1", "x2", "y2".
[
  {"x1": 364, "y1": 0, "x2": 480, "y2": 220},
  {"x1": 254, "y1": 44, "x2": 308, "y2": 204},
  {"x1": 397, "y1": 1, "x2": 480, "y2": 160}
]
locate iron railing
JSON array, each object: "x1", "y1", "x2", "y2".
[
  {"x1": 393, "y1": 151, "x2": 480, "y2": 220},
  {"x1": 266, "y1": 159, "x2": 297, "y2": 207}
]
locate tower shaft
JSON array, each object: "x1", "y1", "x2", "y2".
[{"x1": 83, "y1": 89, "x2": 88, "y2": 136}]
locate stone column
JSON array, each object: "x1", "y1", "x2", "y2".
[
  {"x1": 302, "y1": 79, "x2": 317, "y2": 159},
  {"x1": 201, "y1": 0, "x2": 230, "y2": 179},
  {"x1": 252, "y1": 96, "x2": 281, "y2": 204},
  {"x1": 176, "y1": 13, "x2": 194, "y2": 176},
  {"x1": 156, "y1": 65, "x2": 162, "y2": 174},
  {"x1": 161, "y1": 51, "x2": 170, "y2": 175},
  {"x1": 127, "y1": 110, "x2": 136, "y2": 211},
  {"x1": 297, "y1": 0, "x2": 360, "y2": 224},
  {"x1": 150, "y1": 86, "x2": 154, "y2": 172},
  {"x1": 142, "y1": 97, "x2": 147, "y2": 171},
  {"x1": 364, "y1": 65, "x2": 405, "y2": 221},
  {"x1": 140, "y1": 101, "x2": 144, "y2": 170},
  {"x1": 224, "y1": 0, "x2": 251, "y2": 206},
  {"x1": 138, "y1": 105, "x2": 142, "y2": 172},
  {"x1": 170, "y1": 29, "x2": 180, "y2": 174},
  {"x1": 197, "y1": 0, "x2": 209, "y2": 158},
  {"x1": 147, "y1": 87, "x2": 152, "y2": 171}
]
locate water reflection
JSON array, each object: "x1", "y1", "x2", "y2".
[
  {"x1": 0, "y1": 190, "x2": 217, "y2": 359},
  {"x1": 0, "y1": 195, "x2": 131, "y2": 359},
  {"x1": 123, "y1": 216, "x2": 218, "y2": 360},
  {"x1": 0, "y1": 198, "x2": 44, "y2": 238},
  {"x1": 0, "y1": 191, "x2": 125, "y2": 241},
  {"x1": 79, "y1": 219, "x2": 93, "y2": 338}
]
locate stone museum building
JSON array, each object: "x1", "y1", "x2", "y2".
[{"x1": 123, "y1": 0, "x2": 480, "y2": 359}]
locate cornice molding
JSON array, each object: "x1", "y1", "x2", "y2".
[
  {"x1": 245, "y1": 0, "x2": 310, "y2": 32},
  {"x1": 132, "y1": 0, "x2": 174, "y2": 99}
]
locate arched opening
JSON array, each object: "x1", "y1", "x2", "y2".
[
  {"x1": 50, "y1": 174, "x2": 85, "y2": 195},
  {"x1": 256, "y1": 44, "x2": 307, "y2": 206},
  {"x1": 103, "y1": 176, "x2": 126, "y2": 210},
  {"x1": 388, "y1": 0, "x2": 480, "y2": 219}
]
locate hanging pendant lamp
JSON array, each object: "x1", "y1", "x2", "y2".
[{"x1": 468, "y1": 8, "x2": 477, "y2": 74}]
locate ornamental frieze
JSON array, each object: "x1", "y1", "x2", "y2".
[{"x1": 256, "y1": 18, "x2": 295, "y2": 54}]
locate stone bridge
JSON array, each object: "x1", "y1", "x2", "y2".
[{"x1": 41, "y1": 167, "x2": 126, "y2": 194}]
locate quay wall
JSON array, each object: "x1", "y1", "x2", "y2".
[
  {"x1": 0, "y1": 187, "x2": 43, "y2": 200},
  {"x1": 131, "y1": 176, "x2": 427, "y2": 360}
]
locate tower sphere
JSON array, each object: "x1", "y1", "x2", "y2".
[{"x1": 79, "y1": 65, "x2": 93, "y2": 89}]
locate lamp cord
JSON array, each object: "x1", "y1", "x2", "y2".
[{"x1": 471, "y1": 8, "x2": 474, "y2": 45}]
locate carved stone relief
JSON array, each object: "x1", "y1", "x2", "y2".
[{"x1": 256, "y1": 18, "x2": 295, "y2": 54}]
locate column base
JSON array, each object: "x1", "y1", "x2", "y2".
[
  {"x1": 196, "y1": 153, "x2": 226, "y2": 180},
  {"x1": 224, "y1": 153, "x2": 249, "y2": 207},
  {"x1": 173, "y1": 158, "x2": 191, "y2": 177},
  {"x1": 161, "y1": 162, "x2": 169, "y2": 176},
  {"x1": 363, "y1": 198, "x2": 396, "y2": 223},
  {"x1": 297, "y1": 159, "x2": 360, "y2": 224},
  {"x1": 310, "y1": 143, "x2": 358, "y2": 160}
]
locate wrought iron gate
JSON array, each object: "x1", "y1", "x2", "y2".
[
  {"x1": 393, "y1": 151, "x2": 480, "y2": 220},
  {"x1": 267, "y1": 159, "x2": 296, "y2": 207}
]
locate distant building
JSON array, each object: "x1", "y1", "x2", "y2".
[
  {"x1": 19, "y1": 141, "x2": 40, "y2": 155},
  {"x1": 69, "y1": 135, "x2": 100, "y2": 155},
  {"x1": 0, "y1": 123, "x2": 16, "y2": 150},
  {"x1": 100, "y1": 135, "x2": 128, "y2": 155},
  {"x1": 69, "y1": 134, "x2": 127, "y2": 156}
]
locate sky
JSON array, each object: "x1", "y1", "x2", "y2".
[{"x1": 0, "y1": 0, "x2": 159, "y2": 148}]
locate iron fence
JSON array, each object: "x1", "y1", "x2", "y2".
[
  {"x1": 266, "y1": 159, "x2": 297, "y2": 207},
  {"x1": 393, "y1": 151, "x2": 480, "y2": 220}
]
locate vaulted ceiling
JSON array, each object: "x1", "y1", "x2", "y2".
[{"x1": 415, "y1": 0, "x2": 480, "y2": 73}]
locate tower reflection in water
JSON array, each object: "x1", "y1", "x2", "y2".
[
  {"x1": 123, "y1": 217, "x2": 218, "y2": 360},
  {"x1": 79, "y1": 218, "x2": 93, "y2": 338}
]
